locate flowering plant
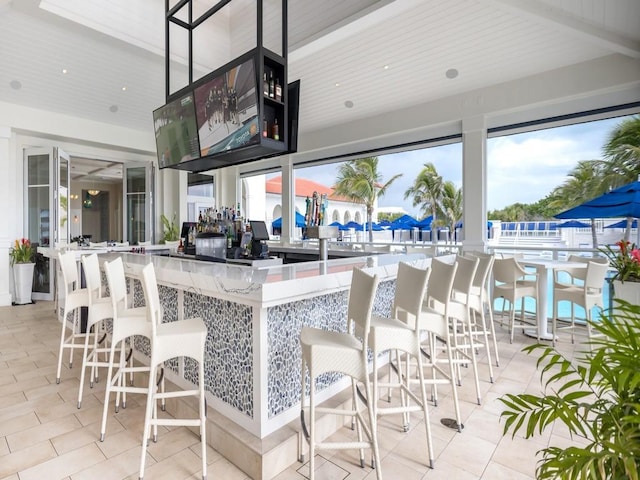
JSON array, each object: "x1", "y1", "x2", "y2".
[
  {"x1": 9, "y1": 238, "x2": 34, "y2": 266},
  {"x1": 600, "y1": 240, "x2": 640, "y2": 283}
]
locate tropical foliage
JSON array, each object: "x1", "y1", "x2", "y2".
[
  {"x1": 600, "y1": 240, "x2": 640, "y2": 283},
  {"x1": 499, "y1": 300, "x2": 640, "y2": 480},
  {"x1": 160, "y1": 213, "x2": 179, "y2": 243},
  {"x1": 9, "y1": 238, "x2": 34, "y2": 265},
  {"x1": 404, "y1": 162, "x2": 462, "y2": 242},
  {"x1": 332, "y1": 156, "x2": 402, "y2": 241}
]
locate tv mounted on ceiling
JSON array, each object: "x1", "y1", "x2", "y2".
[
  {"x1": 153, "y1": 50, "x2": 300, "y2": 172},
  {"x1": 193, "y1": 57, "x2": 260, "y2": 157},
  {"x1": 152, "y1": 92, "x2": 200, "y2": 168}
]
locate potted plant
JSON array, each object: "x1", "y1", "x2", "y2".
[
  {"x1": 499, "y1": 301, "x2": 640, "y2": 480},
  {"x1": 9, "y1": 238, "x2": 35, "y2": 305},
  {"x1": 601, "y1": 240, "x2": 640, "y2": 305},
  {"x1": 160, "y1": 213, "x2": 180, "y2": 251}
]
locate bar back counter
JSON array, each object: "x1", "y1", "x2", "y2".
[{"x1": 40, "y1": 247, "x2": 431, "y2": 478}]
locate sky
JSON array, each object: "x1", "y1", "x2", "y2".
[{"x1": 292, "y1": 115, "x2": 628, "y2": 218}]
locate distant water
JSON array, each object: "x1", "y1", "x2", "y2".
[{"x1": 493, "y1": 269, "x2": 611, "y2": 322}]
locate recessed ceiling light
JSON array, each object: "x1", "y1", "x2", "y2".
[
  {"x1": 344, "y1": 100, "x2": 354, "y2": 108},
  {"x1": 335, "y1": 83, "x2": 340, "y2": 87},
  {"x1": 445, "y1": 68, "x2": 459, "y2": 79},
  {"x1": 109, "y1": 105, "x2": 118, "y2": 113},
  {"x1": 62, "y1": 68, "x2": 68, "y2": 74},
  {"x1": 383, "y1": 65, "x2": 389, "y2": 70},
  {"x1": 121, "y1": 86, "x2": 127, "y2": 91},
  {"x1": 10, "y1": 80, "x2": 22, "y2": 90}
]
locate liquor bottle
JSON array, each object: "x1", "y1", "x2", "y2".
[
  {"x1": 275, "y1": 78, "x2": 282, "y2": 102},
  {"x1": 226, "y1": 226, "x2": 233, "y2": 249},
  {"x1": 263, "y1": 72, "x2": 269, "y2": 96},
  {"x1": 272, "y1": 118, "x2": 279, "y2": 141},
  {"x1": 263, "y1": 116, "x2": 268, "y2": 137},
  {"x1": 269, "y1": 71, "x2": 275, "y2": 98}
]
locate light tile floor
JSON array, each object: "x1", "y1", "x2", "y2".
[{"x1": 0, "y1": 301, "x2": 583, "y2": 480}]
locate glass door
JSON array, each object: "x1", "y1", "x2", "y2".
[
  {"x1": 123, "y1": 162, "x2": 155, "y2": 245},
  {"x1": 25, "y1": 147, "x2": 70, "y2": 301}
]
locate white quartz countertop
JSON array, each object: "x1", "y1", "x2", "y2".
[{"x1": 40, "y1": 246, "x2": 431, "y2": 306}]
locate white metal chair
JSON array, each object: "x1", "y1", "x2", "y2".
[
  {"x1": 56, "y1": 250, "x2": 90, "y2": 384},
  {"x1": 76, "y1": 253, "x2": 112, "y2": 408},
  {"x1": 100, "y1": 257, "x2": 151, "y2": 442},
  {"x1": 369, "y1": 262, "x2": 435, "y2": 468},
  {"x1": 552, "y1": 259, "x2": 609, "y2": 346},
  {"x1": 492, "y1": 257, "x2": 539, "y2": 343},
  {"x1": 138, "y1": 262, "x2": 208, "y2": 480},
  {"x1": 416, "y1": 258, "x2": 464, "y2": 430},
  {"x1": 300, "y1": 267, "x2": 382, "y2": 480}
]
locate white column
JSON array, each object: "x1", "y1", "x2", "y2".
[
  {"x1": 280, "y1": 155, "x2": 294, "y2": 244},
  {"x1": 461, "y1": 116, "x2": 488, "y2": 253},
  {"x1": 0, "y1": 126, "x2": 14, "y2": 305}
]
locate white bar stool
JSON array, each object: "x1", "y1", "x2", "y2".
[
  {"x1": 100, "y1": 256, "x2": 152, "y2": 441},
  {"x1": 76, "y1": 253, "x2": 112, "y2": 408},
  {"x1": 369, "y1": 262, "x2": 434, "y2": 468},
  {"x1": 138, "y1": 262, "x2": 208, "y2": 480},
  {"x1": 299, "y1": 267, "x2": 382, "y2": 480},
  {"x1": 56, "y1": 250, "x2": 90, "y2": 384}
]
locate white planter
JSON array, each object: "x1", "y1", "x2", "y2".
[
  {"x1": 13, "y1": 262, "x2": 35, "y2": 305},
  {"x1": 612, "y1": 280, "x2": 640, "y2": 307}
]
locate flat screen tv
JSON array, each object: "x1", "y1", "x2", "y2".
[
  {"x1": 193, "y1": 57, "x2": 260, "y2": 158},
  {"x1": 153, "y1": 92, "x2": 200, "y2": 168}
]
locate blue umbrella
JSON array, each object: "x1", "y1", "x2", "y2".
[
  {"x1": 329, "y1": 221, "x2": 349, "y2": 231},
  {"x1": 556, "y1": 181, "x2": 640, "y2": 219},
  {"x1": 272, "y1": 211, "x2": 306, "y2": 228},
  {"x1": 344, "y1": 221, "x2": 363, "y2": 230},
  {"x1": 605, "y1": 219, "x2": 638, "y2": 229},
  {"x1": 556, "y1": 220, "x2": 591, "y2": 228}
]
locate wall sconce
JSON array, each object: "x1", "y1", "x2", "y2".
[{"x1": 73, "y1": 215, "x2": 79, "y2": 223}]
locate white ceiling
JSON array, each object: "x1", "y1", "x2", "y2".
[{"x1": 1, "y1": 0, "x2": 639, "y2": 182}]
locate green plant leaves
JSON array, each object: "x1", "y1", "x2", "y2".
[{"x1": 499, "y1": 301, "x2": 640, "y2": 479}]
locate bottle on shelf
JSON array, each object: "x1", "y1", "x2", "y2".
[
  {"x1": 275, "y1": 78, "x2": 282, "y2": 102},
  {"x1": 272, "y1": 118, "x2": 279, "y2": 141},
  {"x1": 263, "y1": 116, "x2": 268, "y2": 138},
  {"x1": 269, "y1": 71, "x2": 275, "y2": 98},
  {"x1": 263, "y1": 72, "x2": 269, "y2": 97},
  {"x1": 226, "y1": 227, "x2": 233, "y2": 249}
]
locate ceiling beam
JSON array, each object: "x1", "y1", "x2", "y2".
[{"x1": 490, "y1": 0, "x2": 640, "y2": 59}]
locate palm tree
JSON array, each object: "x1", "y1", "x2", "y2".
[
  {"x1": 601, "y1": 115, "x2": 640, "y2": 241},
  {"x1": 404, "y1": 163, "x2": 443, "y2": 243},
  {"x1": 548, "y1": 160, "x2": 606, "y2": 248},
  {"x1": 438, "y1": 181, "x2": 463, "y2": 243},
  {"x1": 332, "y1": 157, "x2": 402, "y2": 241}
]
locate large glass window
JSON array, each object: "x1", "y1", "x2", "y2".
[{"x1": 293, "y1": 141, "x2": 463, "y2": 242}]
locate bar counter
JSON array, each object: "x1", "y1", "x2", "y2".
[{"x1": 40, "y1": 247, "x2": 429, "y2": 478}]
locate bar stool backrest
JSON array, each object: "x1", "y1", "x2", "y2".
[
  {"x1": 141, "y1": 263, "x2": 162, "y2": 334},
  {"x1": 59, "y1": 250, "x2": 80, "y2": 293},
  {"x1": 585, "y1": 260, "x2": 610, "y2": 294},
  {"x1": 426, "y1": 258, "x2": 458, "y2": 312},
  {"x1": 493, "y1": 257, "x2": 527, "y2": 284},
  {"x1": 81, "y1": 253, "x2": 103, "y2": 301},
  {"x1": 103, "y1": 257, "x2": 128, "y2": 314},
  {"x1": 453, "y1": 254, "x2": 479, "y2": 300},
  {"x1": 393, "y1": 262, "x2": 430, "y2": 327},
  {"x1": 347, "y1": 267, "x2": 380, "y2": 343}
]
